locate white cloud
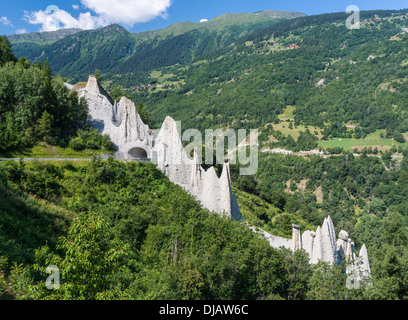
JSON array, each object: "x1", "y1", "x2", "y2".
[
  {"x1": 16, "y1": 28, "x2": 27, "y2": 34},
  {"x1": 72, "y1": 5, "x2": 80, "y2": 10},
  {"x1": 24, "y1": 0, "x2": 172, "y2": 32},
  {"x1": 0, "y1": 16, "x2": 14, "y2": 27},
  {"x1": 80, "y1": 0, "x2": 172, "y2": 26},
  {"x1": 200, "y1": 19, "x2": 208, "y2": 23},
  {"x1": 24, "y1": 9, "x2": 104, "y2": 31}
]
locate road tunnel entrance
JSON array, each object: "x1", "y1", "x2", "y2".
[{"x1": 128, "y1": 147, "x2": 148, "y2": 160}]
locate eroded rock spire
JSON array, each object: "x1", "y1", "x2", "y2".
[{"x1": 75, "y1": 75, "x2": 242, "y2": 220}]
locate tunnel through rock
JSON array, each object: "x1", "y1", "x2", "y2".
[{"x1": 128, "y1": 147, "x2": 148, "y2": 160}]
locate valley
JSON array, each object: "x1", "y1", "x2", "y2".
[{"x1": 1, "y1": 6, "x2": 408, "y2": 302}]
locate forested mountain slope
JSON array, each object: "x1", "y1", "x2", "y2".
[
  {"x1": 9, "y1": 10, "x2": 305, "y2": 82},
  {"x1": 1, "y1": 157, "x2": 407, "y2": 301},
  {"x1": 0, "y1": 159, "x2": 317, "y2": 300},
  {"x1": 3, "y1": 9, "x2": 408, "y2": 301},
  {"x1": 10, "y1": 9, "x2": 408, "y2": 138},
  {"x1": 8, "y1": 28, "x2": 82, "y2": 44},
  {"x1": 119, "y1": 9, "x2": 408, "y2": 140}
]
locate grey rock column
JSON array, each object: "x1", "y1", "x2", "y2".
[{"x1": 292, "y1": 224, "x2": 302, "y2": 252}]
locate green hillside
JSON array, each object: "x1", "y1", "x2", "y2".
[
  {"x1": 9, "y1": 11, "x2": 305, "y2": 82},
  {"x1": 8, "y1": 28, "x2": 82, "y2": 44},
  {"x1": 3, "y1": 9, "x2": 408, "y2": 301},
  {"x1": 0, "y1": 158, "x2": 315, "y2": 300},
  {"x1": 119, "y1": 9, "x2": 408, "y2": 144},
  {"x1": 1, "y1": 157, "x2": 408, "y2": 300},
  {"x1": 11, "y1": 9, "x2": 408, "y2": 143}
]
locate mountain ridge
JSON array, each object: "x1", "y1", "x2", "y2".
[
  {"x1": 8, "y1": 10, "x2": 306, "y2": 43},
  {"x1": 8, "y1": 28, "x2": 83, "y2": 44},
  {"x1": 8, "y1": 10, "x2": 306, "y2": 81},
  {"x1": 114, "y1": 8, "x2": 408, "y2": 142}
]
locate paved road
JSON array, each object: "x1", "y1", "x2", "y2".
[
  {"x1": 0, "y1": 155, "x2": 154, "y2": 162},
  {"x1": 0, "y1": 155, "x2": 112, "y2": 162}
]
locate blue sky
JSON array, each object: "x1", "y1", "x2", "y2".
[{"x1": 0, "y1": 0, "x2": 407, "y2": 36}]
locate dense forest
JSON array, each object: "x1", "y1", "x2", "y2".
[
  {"x1": 0, "y1": 36, "x2": 114, "y2": 155},
  {"x1": 10, "y1": 9, "x2": 408, "y2": 139},
  {"x1": 119, "y1": 9, "x2": 408, "y2": 140},
  {"x1": 10, "y1": 9, "x2": 408, "y2": 140},
  {"x1": 10, "y1": 11, "x2": 304, "y2": 82},
  {"x1": 1, "y1": 158, "x2": 408, "y2": 300}
]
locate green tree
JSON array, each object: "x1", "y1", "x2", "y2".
[
  {"x1": 110, "y1": 85, "x2": 127, "y2": 102},
  {"x1": 394, "y1": 132, "x2": 405, "y2": 143},
  {"x1": 69, "y1": 128, "x2": 115, "y2": 152},
  {"x1": 285, "y1": 134, "x2": 296, "y2": 149},
  {"x1": 296, "y1": 130, "x2": 318, "y2": 151},
  {"x1": 381, "y1": 211, "x2": 407, "y2": 247},
  {"x1": 366, "y1": 198, "x2": 386, "y2": 218},
  {"x1": 36, "y1": 110, "x2": 53, "y2": 142},
  {"x1": 0, "y1": 36, "x2": 17, "y2": 65},
  {"x1": 283, "y1": 249, "x2": 312, "y2": 300},
  {"x1": 306, "y1": 261, "x2": 347, "y2": 300},
  {"x1": 94, "y1": 69, "x2": 103, "y2": 83},
  {"x1": 137, "y1": 102, "x2": 152, "y2": 128},
  {"x1": 365, "y1": 245, "x2": 408, "y2": 300},
  {"x1": 31, "y1": 213, "x2": 130, "y2": 300}
]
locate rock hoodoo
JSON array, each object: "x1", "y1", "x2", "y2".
[
  {"x1": 280, "y1": 216, "x2": 371, "y2": 281},
  {"x1": 74, "y1": 76, "x2": 242, "y2": 221},
  {"x1": 71, "y1": 76, "x2": 370, "y2": 276},
  {"x1": 77, "y1": 76, "x2": 154, "y2": 160}
]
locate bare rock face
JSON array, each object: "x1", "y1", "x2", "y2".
[
  {"x1": 75, "y1": 76, "x2": 241, "y2": 221},
  {"x1": 292, "y1": 224, "x2": 302, "y2": 252},
  {"x1": 302, "y1": 230, "x2": 316, "y2": 259},
  {"x1": 321, "y1": 216, "x2": 338, "y2": 263},
  {"x1": 311, "y1": 226, "x2": 323, "y2": 264},
  {"x1": 153, "y1": 116, "x2": 241, "y2": 219},
  {"x1": 250, "y1": 226, "x2": 292, "y2": 249},
  {"x1": 74, "y1": 76, "x2": 369, "y2": 274},
  {"x1": 356, "y1": 244, "x2": 371, "y2": 280},
  {"x1": 296, "y1": 218, "x2": 362, "y2": 267},
  {"x1": 338, "y1": 230, "x2": 349, "y2": 241},
  {"x1": 77, "y1": 76, "x2": 153, "y2": 158},
  {"x1": 337, "y1": 230, "x2": 355, "y2": 275},
  {"x1": 304, "y1": 217, "x2": 338, "y2": 264},
  {"x1": 154, "y1": 116, "x2": 192, "y2": 185},
  {"x1": 267, "y1": 215, "x2": 371, "y2": 277},
  {"x1": 78, "y1": 75, "x2": 115, "y2": 134}
]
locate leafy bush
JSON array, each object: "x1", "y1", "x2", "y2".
[
  {"x1": 21, "y1": 161, "x2": 63, "y2": 200},
  {"x1": 0, "y1": 168, "x2": 7, "y2": 188},
  {"x1": 0, "y1": 159, "x2": 308, "y2": 300},
  {"x1": 0, "y1": 60, "x2": 88, "y2": 152},
  {"x1": 69, "y1": 128, "x2": 115, "y2": 152}
]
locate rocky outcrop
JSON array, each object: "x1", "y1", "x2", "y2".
[
  {"x1": 77, "y1": 76, "x2": 154, "y2": 157},
  {"x1": 74, "y1": 76, "x2": 241, "y2": 221},
  {"x1": 73, "y1": 76, "x2": 369, "y2": 277},
  {"x1": 292, "y1": 224, "x2": 302, "y2": 252},
  {"x1": 302, "y1": 217, "x2": 370, "y2": 279},
  {"x1": 267, "y1": 216, "x2": 371, "y2": 280},
  {"x1": 153, "y1": 115, "x2": 242, "y2": 220},
  {"x1": 355, "y1": 244, "x2": 371, "y2": 281},
  {"x1": 250, "y1": 226, "x2": 292, "y2": 249}
]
